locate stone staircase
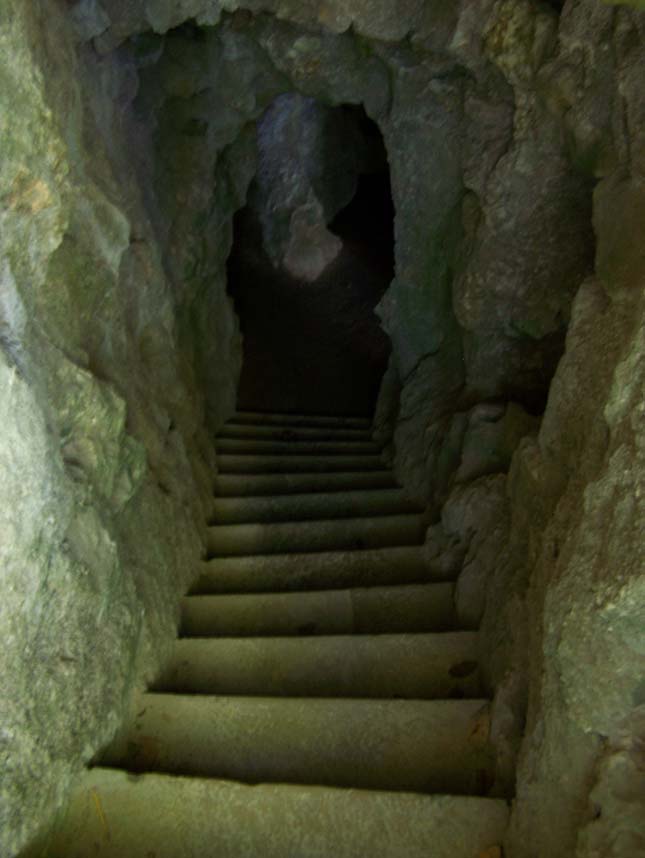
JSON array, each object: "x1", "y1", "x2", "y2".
[{"x1": 37, "y1": 412, "x2": 508, "y2": 857}]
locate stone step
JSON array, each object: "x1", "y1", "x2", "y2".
[
  {"x1": 219, "y1": 422, "x2": 374, "y2": 442},
  {"x1": 207, "y1": 514, "x2": 425, "y2": 557},
  {"x1": 180, "y1": 583, "x2": 455, "y2": 636},
  {"x1": 217, "y1": 453, "x2": 386, "y2": 474},
  {"x1": 210, "y1": 488, "x2": 421, "y2": 525},
  {"x1": 217, "y1": 438, "x2": 381, "y2": 456},
  {"x1": 190, "y1": 545, "x2": 434, "y2": 594},
  {"x1": 232, "y1": 411, "x2": 372, "y2": 429},
  {"x1": 214, "y1": 470, "x2": 397, "y2": 496},
  {"x1": 153, "y1": 632, "x2": 480, "y2": 699},
  {"x1": 36, "y1": 768, "x2": 509, "y2": 858},
  {"x1": 102, "y1": 694, "x2": 494, "y2": 794}
]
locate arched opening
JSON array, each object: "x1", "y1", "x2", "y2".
[{"x1": 226, "y1": 97, "x2": 394, "y2": 417}]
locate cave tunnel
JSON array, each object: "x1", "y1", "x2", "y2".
[
  {"x1": 227, "y1": 98, "x2": 394, "y2": 417},
  {"x1": 4, "y1": 4, "x2": 645, "y2": 858}
]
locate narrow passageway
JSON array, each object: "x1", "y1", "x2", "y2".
[
  {"x1": 24, "y1": 81, "x2": 511, "y2": 858},
  {"x1": 226, "y1": 102, "x2": 393, "y2": 417},
  {"x1": 37, "y1": 411, "x2": 508, "y2": 857},
  {"x1": 6, "y1": 6, "x2": 645, "y2": 858}
]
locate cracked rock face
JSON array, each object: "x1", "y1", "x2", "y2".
[
  {"x1": 0, "y1": 3, "x2": 235, "y2": 854},
  {"x1": 2, "y1": 1, "x2": 645, "y2": 857}
]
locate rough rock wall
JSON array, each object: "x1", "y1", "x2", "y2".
[
  {"x1": 131, "y1": 25, "x2": 251, "y2": 429},
  {"x1": 0, "y1": 3, "x2": 242, "y2": 854},
  {"x1": 377, "y1": 0, "x2": 596, "y2": 504},
  {"x1": 437, "y1": 3, "x2": 645, "y2": 855},
  {"x1": 498, "y1": 4, "x2": 645, "y2": 853}
]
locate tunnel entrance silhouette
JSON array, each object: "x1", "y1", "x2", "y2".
[{"x1": 227, "y1": 100, "x2": 394, "y2": 417}]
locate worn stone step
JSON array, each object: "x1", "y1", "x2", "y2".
[
  {"x1": 210, "y1": 488, "x2": 421, "y2": 525},
  {"x1": 181, "y1": 583, "x2": 456, "y2": 636},
  {"x1": 219, "y1": 422, "x2": 374, "y2": 442},
  {"x1": 217, "y1": 438, "x2": 381, "y2": 456},
  {"x1": 232, "y1": 411, "x2": 372, "y2": 429},
  {"x1": 153, "y1": 632, "x2": 480, "y2": 699},
  {"x1": 102, "y1": 694, "x2": 494, "y2": 794},
  {"x1": 217, "y1": 453, "x2": 386, "y2": 474},
  {"x1": 214, "y1": 470, "x2": 397, "y2": 496},
  {"x1": 35, "y1": 768, "x2": 509, "y2": 858},
  {"x1": 190, "y1": 546, "x2": 434, "y2": 594},
  {"x1": 207, "y1": 514, "x2": 424, "y2": 557}
]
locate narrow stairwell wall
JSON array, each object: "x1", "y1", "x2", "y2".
[{"x1": 0, "y1": 3, "x2": 244, "y2": 853}]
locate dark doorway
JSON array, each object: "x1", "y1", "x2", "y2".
[{"x1": 226, "y1": 101, "x2": 394, "y2": 418}]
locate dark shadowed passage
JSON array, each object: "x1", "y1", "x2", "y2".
[{"x1": 226, "y1": 104, "x2": 394, "y2": 417}]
